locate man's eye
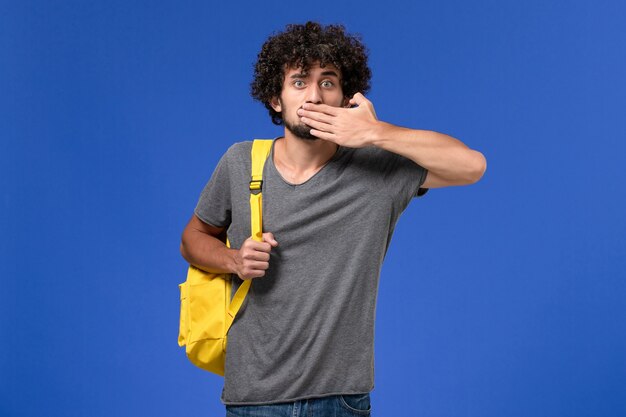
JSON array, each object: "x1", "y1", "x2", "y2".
[
  {"x1": 294, "y1": 80, "x2": 305, "y2": 88},
  {"x1": 321, "y1": 80, "x2": 334, "y2": 88}
]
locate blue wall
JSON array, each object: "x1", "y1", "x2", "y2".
[{"x1": 2, "y1": 1, "x2": 625, "y2": 416}]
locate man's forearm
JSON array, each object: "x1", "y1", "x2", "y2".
[
  {"x1": 180, "y1": 230, "x2": 238, "y2": 274},
  {"x1": 371, "y1": 122, "x2": 487, "y2": 186}
]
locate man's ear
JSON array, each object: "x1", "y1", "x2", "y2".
[{"x1": 270, "y1": 97, "x2": 282, "y2": 112}]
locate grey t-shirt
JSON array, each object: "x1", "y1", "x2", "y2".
[{"x1": 194, "y1": 139, "x2": 427, "y2": 405}]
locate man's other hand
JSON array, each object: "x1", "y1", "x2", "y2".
[{"x1": 235, "y1": 233, "x2": 279, "y2": 280}]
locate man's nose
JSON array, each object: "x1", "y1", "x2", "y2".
[{"x1": 305, "y1": 84, "x2": 322, "y2": 104}]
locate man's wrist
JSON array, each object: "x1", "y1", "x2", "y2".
[
  {"x1": 370, "y1": 121, "x2": 397, "y2": 148},
  {"x1": 224, "y1": 247, "x2": 241, "y2": 276}
]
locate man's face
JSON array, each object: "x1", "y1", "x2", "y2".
[{"x1": 271, "y1": 62, "x2": 347, "y2": 140}]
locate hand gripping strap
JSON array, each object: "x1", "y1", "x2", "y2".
[{"x1": 226, "y1": 139, "x2": 273, "y2": 325}]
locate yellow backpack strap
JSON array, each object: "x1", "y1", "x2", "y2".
[
  {"x1": 249, "y1": 139, "x2": 273, "y2": 243},
  {"x1": 227, "y1": 139, "x2": 274, "y2": 325}
]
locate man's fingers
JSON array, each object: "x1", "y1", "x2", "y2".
[
  {"x1": 237, "y1": 254, "x2": 271, "y2": 280},
  {"x1": 240, "y1": 266, "x2": 268, "y2": 280},
  {"x1": 262, "y1": 232, "x2": 279, "y2": 247},
  {"x1": 244, "y1": 237, "x2": 274, "y2": 251},
  {"x1": 242, "y1": 249, "x2": 270, "y2": 262},
  {"x1": 247, "y1": 261, "x2": 270, "y2": 271},
  {"x1": 309, "y1": 129, "x2": 335, "y2": 141},
  {"x1": 298, "y1": 108, "x2": 334, "y2": 123},
  {"x1": 238, "y1": 233, "x2": 278, "y2": 279},
  {"x1": 350, "y1": 92, "x2": 367, "y2": 105},
  {"x1": 301, "y1": 117, "x2": 332, "y2": 133},
  {"x1": 301, "y1": 102, "x2": 339, "y2": 116}
]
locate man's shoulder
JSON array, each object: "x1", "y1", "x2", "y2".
[
  {"x1": 222, "y1": 139, "x2": 275, "y2": 164},
  {"x1": 218, "y1": 139, "x2": 277, "y2": 174},
  {"x1": 224, "y1": 140, "x2": 254, "y2": 158},
  {"x1": 214, "y1": 141, "x2": 253, "y2": 168}
]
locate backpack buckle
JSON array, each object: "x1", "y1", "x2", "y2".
[{"x1": 249, "y1": 180, "x2": 263, "y2": 194}]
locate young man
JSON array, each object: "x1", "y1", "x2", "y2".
[{"x1": 181, "y1": 21, "x2": 486, "y2": 416}]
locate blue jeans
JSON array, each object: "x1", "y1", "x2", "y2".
[{"x1": 225, "y1": 393, "x2": 372, "y2": 416}]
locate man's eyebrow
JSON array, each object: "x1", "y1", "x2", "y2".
[{"x1": 289, "y1": 70, "x2": 340, "y2": 79}]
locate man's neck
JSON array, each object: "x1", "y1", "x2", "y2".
[{"x1": 273, "y1": 133, "x2": 339, "y2": 184}]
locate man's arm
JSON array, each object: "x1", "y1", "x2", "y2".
[
  {"x1": 369, "y1": 123, "x2": 486, "y2": 188},
  {"x1": 180, "y1": 214, "x2": 278, "y2": 280},
  {"x1": 298, "y1": 93, "x2": 487, "y2": 188}
]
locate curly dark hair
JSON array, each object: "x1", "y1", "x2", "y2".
[{"x1": 251, "y1": 21, "x2": 372, "y2": 125}]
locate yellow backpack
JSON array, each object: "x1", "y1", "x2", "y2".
[{"x1": 178, "y1": 139, "x2": 273, "y2": 376}]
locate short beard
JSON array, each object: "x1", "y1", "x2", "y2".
[{"x1": 284, "y1": 118, "x2": 318, "y2": 141}]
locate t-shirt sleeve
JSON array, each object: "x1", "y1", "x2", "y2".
[
  {"x1": 365, "y1": 146, "x2": 428, "y2": 208},
  {"x1": 194, "y1": 150, "x2": 232, "y2": 228}
]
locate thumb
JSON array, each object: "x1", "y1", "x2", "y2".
[
  {"x1": 349, "y1": 92, "x2": 367, "y2": 106},
  {"x1": 262, "y1": 232, "x2": 279, "y2": 247}
]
